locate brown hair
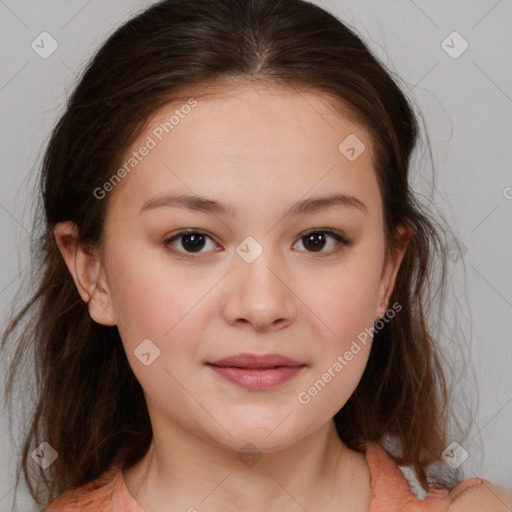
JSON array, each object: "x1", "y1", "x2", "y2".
[{"x1": 1, "y1": 0, "x2": 466, "y2": 508}]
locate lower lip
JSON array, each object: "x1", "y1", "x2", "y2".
[{"x1": 207, "y1": 364, "x2": 305, "y2": 390}]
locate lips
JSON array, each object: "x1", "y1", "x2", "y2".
[
  {"x1": 208, "y1": 353, "x2": 304, "y2": 369},
  {"x1": 206, "y1": 353, "x2": 306, "y2": 390}
]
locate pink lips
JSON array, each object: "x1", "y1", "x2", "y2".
[{"x1": 207, "y1": 353, "x2": 306, "y2": 390}]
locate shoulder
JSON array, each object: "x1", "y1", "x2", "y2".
[
  {"x1": 43, "y1": 490, "x2": 79, "y2": 511},
  {"x1": 447, "y1": 479, "x2": 512, "y2": 512},
  {"x1": 43, "y1": 465, "x2": 120, "y2": 511}
]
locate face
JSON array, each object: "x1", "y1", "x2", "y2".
[{"x1": 57, "y1": 82, "x2": 409, "y2": 453}]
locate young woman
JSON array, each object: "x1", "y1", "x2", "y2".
[{"x1": 2, "y1": 0, "x2": 510, "y2": 510}]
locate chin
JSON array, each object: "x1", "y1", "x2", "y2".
[{"x1": 206, "y1": 420, "x2": 305, "y2": 455}]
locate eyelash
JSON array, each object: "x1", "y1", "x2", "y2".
[{"x1": 162, "y1": 228, "x2": 352, "y2": 259}]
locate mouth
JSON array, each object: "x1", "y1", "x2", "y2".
[{"x1": 206, "y1": 353, "x2": 306, "y2": 390}]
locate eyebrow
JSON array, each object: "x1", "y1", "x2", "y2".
[{"x1": 140, "y1": 192, "x2": 369, "y2": 217}]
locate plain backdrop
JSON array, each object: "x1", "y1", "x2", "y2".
[{"x1": 0, "y1": 0, "x2": 511, "y2": 510}]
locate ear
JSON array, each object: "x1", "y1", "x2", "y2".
[
  {"x1": 375, "y1": 222, "x2": 413, "y2": 322},
  {"x1": 53, "y1": 221, "x2": 116, "y2": 326}
]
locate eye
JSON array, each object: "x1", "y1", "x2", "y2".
[
  {"x1": 163, "y1": 229, "x2": 219, "y2": 257},
  {"x1": 293, "y1": 229, "x2": 352, "y2": 254}
]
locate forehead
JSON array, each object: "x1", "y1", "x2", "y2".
[{"x1": 106, "y1": 81, "x2": 380, "y2": 220}]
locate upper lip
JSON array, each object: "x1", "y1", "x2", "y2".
[{"x1": 208, "y1": 353, "x2": 305, "y2": 368}]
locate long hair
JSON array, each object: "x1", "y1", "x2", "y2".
[{"x1": 1, "y1": 0, "x2": 465, "y2": 507}]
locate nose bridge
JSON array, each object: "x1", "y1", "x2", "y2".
[
  {"x1": 222, "y1": 235, "x2": 296, "y2": 329},
  {"x1": 236, "y1": 235, "x2": 287, "y2": 298}
]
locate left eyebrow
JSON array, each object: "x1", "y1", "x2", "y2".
[{"x1": 140, "y1": 192, "x2": 369, "y2": 217}]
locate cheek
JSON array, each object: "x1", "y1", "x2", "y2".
[
  {"x1": 105, "y1": 251, "x2": 209, "y2": 401},
  {"x1": 105, "y1": 244, "x2": 224, "y2": 372},
  {"x1": 295, "y1": 328, "x2": 372, "y2": 424},
  {"x1": 107, "y1": 244, "x2": 195, "y2": 334},
  {"x1": 295, "y1": 275, "x2": 376, "y2": 416},
  {"x1": 297, "y1": 256, "x2": 382, "y2": 349},
  {"x1": 305, "y1": 248, "x2": 383, "y2": 409}
]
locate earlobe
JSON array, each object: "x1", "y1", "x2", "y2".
[
  {"x1": 86, "y1": 270, "x2": 117, "y2": 327},
  {"x1": 53, "y1": 221, "x2": 116, "y2": 326}
]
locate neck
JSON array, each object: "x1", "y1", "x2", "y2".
[{"x1": 122, "y1": 419, "x2": 371, "y2": 511}]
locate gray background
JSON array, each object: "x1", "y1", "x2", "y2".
[{"x1": 1, "y1": 0, "x2": 511, "y2": 510}]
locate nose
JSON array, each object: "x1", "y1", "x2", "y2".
[{"x1": 220, "y1": 251, "x2": 297, "y2": 332}]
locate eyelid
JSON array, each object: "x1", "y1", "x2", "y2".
[{"x1": 300, "y1": 227, "x2": 352, "y2": 245}]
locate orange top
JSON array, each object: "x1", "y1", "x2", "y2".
[{"x1": 43, "y1": 441, "x2": 488, "y2": 511}]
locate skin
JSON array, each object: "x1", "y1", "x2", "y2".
[
  {"x1": 54, "y1": 82, "x2": 413, "y2": 511},
  {"x1": 448, "y1": 483, "x2": 512, "y2": 512}
]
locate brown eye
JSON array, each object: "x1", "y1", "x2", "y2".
[
  {"x1": 302, "y1": 232, "x2": 328, "y2": 252},
  {"x1": 177, "y1": 232, "x2": 206, "y2": 252},
  {"x1": 163, "y1": 230, "x2": 218, "y2": 256},
  {"x1": 294, "y1": 230, "x2": 351, "y2": 254}
]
